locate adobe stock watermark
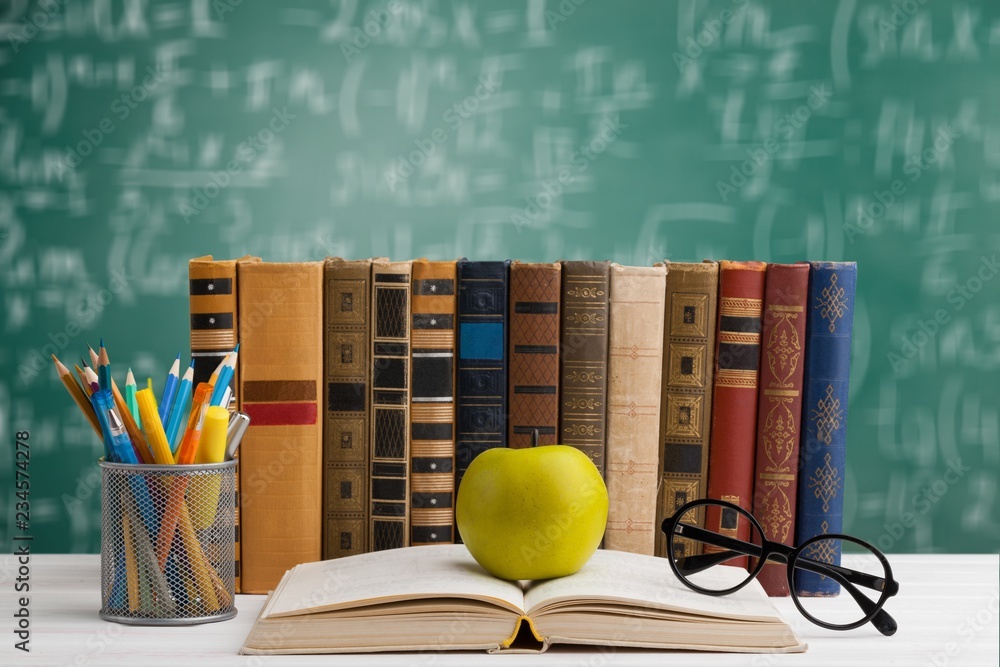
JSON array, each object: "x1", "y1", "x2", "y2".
[
  {"x1": 672, "y1": 0, "x2": 750, "y2": 71},
  {"x1": 511, "y1": 115, "x2": 628, "y2": 231},
  {"x1": 716, "y1": 83, "x2": 833, "y2": 202},
  {"x1": 6, "y1": 0, "x2": 70, "y2": 54},
  {"x1": 339, "y1": 0, "x2": 407, "y2": 62},
  {"x1": 16, "y1": 267, "x2": 135, "y2": 384},
  {"x1": 53, "y1": 66, "x2": 172, "y2": 181},
  {"x1": 887, "y1": 254, "x2": 998, "y2": 372},
  {"x1": 383, "y1": 72, "x2": 503, "y2": 192},
  {"x1": 519, "y1": 476, "x2": 605, "y2": 565},
  {"x1": 877, "y1": 459, "x2": 970, "y2": 552},
  {"x1": 845, "y1": 123, "x2": 961, "y2": 243},
  {"x1": 178, "y1": 106, "x2": 296, "y2": 223},
  {"x1": 925, "y1": 589, "x2": 999, "y2": 666},
  {"x1": 544, "y1": 0, "x2": 590, "y2": 29},
  {"x1": 878, "y1": 0, "x2": 932, "y2": 44}
]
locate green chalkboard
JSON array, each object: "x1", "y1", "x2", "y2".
[{"x1": 1, "y1": 0, "x2": 998, "y2": 554}]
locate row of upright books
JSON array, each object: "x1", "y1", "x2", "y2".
[{"x1": 188, "y1": 257, "x2": 856, "y2": 596}]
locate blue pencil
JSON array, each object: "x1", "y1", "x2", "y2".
[
  {"x1": 166, "y1": 361, "x2": 195, "y2": 453},
  {"x1": 158, "y1": 354, "x2": 181, "y2": 423},
  {"x1": 209, "y1": 346, "x2": 238, "y2": 407}
]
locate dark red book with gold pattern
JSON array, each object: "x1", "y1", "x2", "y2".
[
  {"x1": 752, "y1": 263, "x2": 810, "y2": 595},
  {"x1": 705, "y1": 261, "x2": 766, "y2": 558},
  {"x1": 508, "y1": 262, "x2": 561, "y2": 448}
]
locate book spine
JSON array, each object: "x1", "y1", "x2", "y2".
[
  {"x1": 655, "y1": 261, "x2": 719, "y2": 560},
  {"x1": 455, "y1": 260, "x2": 509, "y2": 543},
  {"x1": 558, "y1": 260, "x2": 610, "y2": 474},
  {"x1": 370, "y1": 260, "x2": 413, "y2": 551},
  {"x1": 237, "y1": 261, "x2": 324, "y2": 594},
  {"x1": 188, "y1": 256, "x2": 242, "y2": 592},
  {"x1": 409, "y1": 260, "x2": 457, "y2": 546},
  {"x1": 323, "y1": 258, "x2": 372, "y2": 559},
  {"x1": 752, "y1": 263, "x2": 810, "y2": 595},
  {"x1": 794, "y1": 262, "x2": 857, "y2": 596},
  {"x1": 604, "y1": 264, "x2": 666, "y2": 555},
  {"x1": 705, "y1": 261, "x2": 766, "y2": 556},
  {"x1": 508, "y1": 262, "x2": 562, "y2": 448}
]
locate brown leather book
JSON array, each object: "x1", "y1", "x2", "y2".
[
  {"x1": 370, "y1": 260, "x2": 413, "y2": 550},
  {"x1": 410, "y1": 259, "x2": 457, "y2": 545},
  {"x1": 705, "y1": 261, "x2": 767, "y2": 562},
  {"x1": 655, "y1": 261, "x2": 719, "y2": 559},
  {"x1": 237, "y1": 260, "x2": 324, "y2": 593},
  {"x1": 558, "y1": 260, "x2": 610, "y2": 474},
  {"x1": 508, "y1": 262, "x2": 561, "y2": 448},
  {"x1": 189, "y1": 255, "x2": 259, "y2": 593},
  {"x1": 752, "y1": 263, "x2": 810, "y2": 595},
  {"x1": 604, "y1": 264, "x2": 666, "y2": 555},
  {"x1": 323, "y1": 258, "x2": 373, "y2": 559}
]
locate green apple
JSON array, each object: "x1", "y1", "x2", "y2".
[{"x1": 456, "y1": 445, "x2": 608, "y2": 581}]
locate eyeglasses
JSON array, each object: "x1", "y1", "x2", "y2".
[{"x1": 661, "y1": 499, "x2": 899, "y2": 635}]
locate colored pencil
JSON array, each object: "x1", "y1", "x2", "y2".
[
  {"x1": 52, "y1": 355, "x2": 101, "y2": 436},
  {"x1": 209, "y1": 350, "x2": 237, "y2": 406},
  {"x1": 158, "y1": 354, "x2": 181, "y2": 423},
  {"x1": 175, "y1": 383, "x2": 214, "y2": 465},
  {"x1": 97, "y1": 339, "x2": 111, "y2": 392},
  {"x1": 125, "y1": 368, "x2": 141, "y2": 428},
  {"x1": 84, "y1": 365, "x2": 100, "y2": 394},
  {"x1": 108, "y1": 378, "x2": 153, "y2": 465},
  {"x1": 165, "y1": 361, "x2": 195, "y2": 452},
  {"x1": 74, "y1": 364, "x2": 93, "y2": 397}
]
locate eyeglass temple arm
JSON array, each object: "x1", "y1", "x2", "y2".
[
  {"x1": 793, "y1": 555, "x2": 898, "y2": 636},
  {"x1": 673, "y1": 524, "x2": 898, "y2": 636}
]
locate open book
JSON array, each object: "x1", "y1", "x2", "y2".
[{"x1": 241, "y1": 545, "x2": 805, "y2": 654}]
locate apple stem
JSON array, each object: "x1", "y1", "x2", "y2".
[{"x1": 531, "y1": 428, "x2": 539, "y2": 448}]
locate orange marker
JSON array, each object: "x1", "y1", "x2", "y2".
[{"x1": 175, "y1": 382, "x2": 214, "y2": 465}]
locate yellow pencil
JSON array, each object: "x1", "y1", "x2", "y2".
[
  {"x1": 122, "y1": 506, "x2": 141, "y2": 612},
  {"x1": 136, "y1": 388, "x2": 173, "y2": 465},
  {"x1": 52, "y1": 355, "x2": 101, "y2": 436},
  {"x1": 178, "y1": 502, "x2": 220, "y2": 612}
]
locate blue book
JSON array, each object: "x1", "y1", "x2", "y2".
[
  {"x1": 794, "y1": 262, "x2": 857, "y2": 596},
  {"x1": 454, "y1": 259, "x2": 510, "y2": 543}
]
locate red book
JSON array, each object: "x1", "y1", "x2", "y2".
[
  {"x1": 752, "y1": 263, "x2": 810, "y2": 595},
  {"x1": 705, "y1": 261, "x2": 766, "y2": 566}
]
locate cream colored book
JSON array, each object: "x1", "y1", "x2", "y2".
[{"x1": 240, "y1": 544, "x2": 806, "y2": 655}]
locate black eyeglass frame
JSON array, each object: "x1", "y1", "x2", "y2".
[{"x1": 661, "y1": 498, "x2": 900, "y2": 636}]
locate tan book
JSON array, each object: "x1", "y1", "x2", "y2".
[
  {"x1": 323, "y1": 258, "x2": 374, "y2": 559},
  {"x1": 240, "y1": 545, "x2": 805, "y2": 655},
  {"x1": 655, "y1": 261, "x2": 719, "y2": 559},
  {"x1": 604, "y1": 264, "x2": 666, "y2": 555},
  {"x1": 237, "y1": 260, "x2": 324, "y2": 593}
]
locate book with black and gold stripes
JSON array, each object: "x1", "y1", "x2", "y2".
[{"x1": 409, "y1": 259, "x2": 457, "y2": 545}]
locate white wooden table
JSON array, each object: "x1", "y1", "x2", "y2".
[{"x1": 1, "y1": 554, "x2": 997, "y2": 666}]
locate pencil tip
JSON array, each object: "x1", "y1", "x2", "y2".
[
  {"x1": 100, "y1": 337, "x2": 105, "y2": 348},
  {"x1": 189, "y1": 358, "x2": 196, "y2": 367},
  {"x1": 51, "y1": 353, "x2": 58, "y2": 361},
  {"x1": 233, "y1": 343, "x2": 240, "y2": 353}
]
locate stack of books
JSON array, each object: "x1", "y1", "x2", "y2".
[{"x1": 188, "y1": 257, "x2": 856, "y2": 596}]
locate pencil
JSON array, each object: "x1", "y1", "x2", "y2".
[
  {"x1": 87, "y1": 345, "x2": 99, "y2": 369},
  {"x1": 97, "y1": 339, "x2": 111, "y2": 392},
  {"x1": 84, "y1": 365, "x2": 100, "y2": 394},
  {"x1": 125, "y1": 368, "x2": 141, "y2": 428},
  {"x1": 52, "y1": 355, "x2": 102, "y2": 436},
  {"x1": 136, "y1": 388, "x2": 173, "y2": 465},
  {"x1": 111, "y1": 379, "x2": 154, "y2": 465},
  {"x1": 74, "y1": 364, "x2": 93, "y2": 397},
  {"x1": 158, "y1": 354, "x2": 181, "y2": 423}
]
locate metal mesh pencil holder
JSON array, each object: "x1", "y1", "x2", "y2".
[{"x1": 99, "y1": 459, "x2": 237, "y2": 625}]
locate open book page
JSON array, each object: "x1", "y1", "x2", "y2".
[
  {"x1": 265, "y1": 544, "x2": 525, "y2": 617},
  {"x1": 524, "y1": 548, "x2": 783, "y2": 621}
]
